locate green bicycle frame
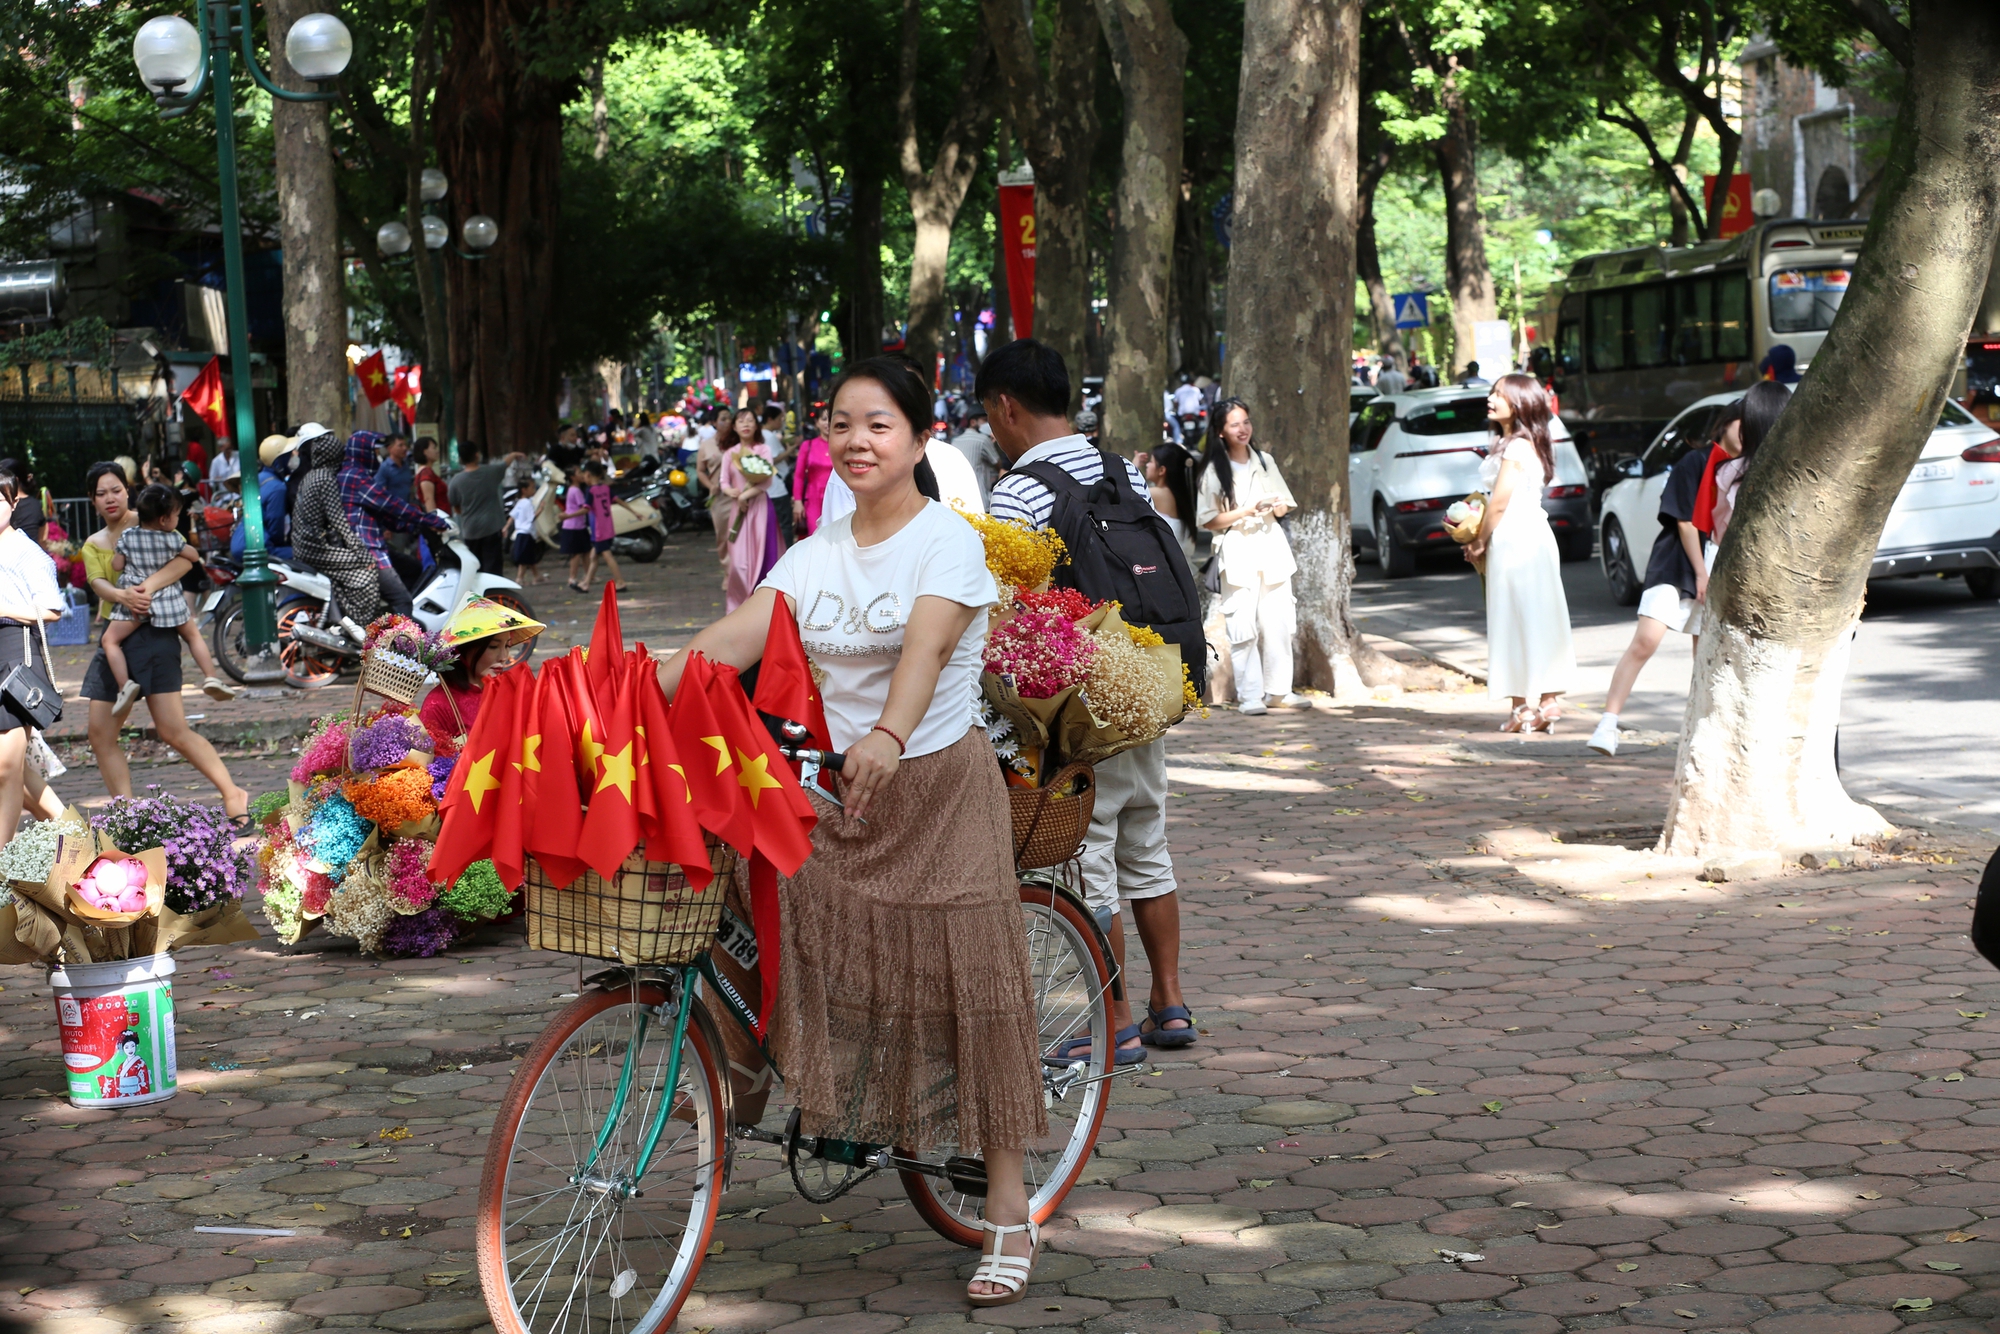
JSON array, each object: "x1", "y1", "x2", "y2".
[{"x1": 574, "y1": 965, "x2": 698, "y2": 1186}]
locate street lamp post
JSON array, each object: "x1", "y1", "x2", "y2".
[
  {"x1": 131, "y1": 3, "x2": 351, "y2": 654},
  {"x1": 375, "y1": 189, "x2": 497, "y2": 466}
]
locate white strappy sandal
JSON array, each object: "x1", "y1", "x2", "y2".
[{"x1": 966, "y1": 1217, "x2": 1039, "y2": 1307}]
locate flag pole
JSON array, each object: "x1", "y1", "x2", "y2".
[{"x1": 203, "y1": 0, "x2": 278, "y2": 656}]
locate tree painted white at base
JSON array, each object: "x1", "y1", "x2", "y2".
[
  {"x1": 1662, "y1": 618, "x2": 1893, "y2": 858},
  {"x1": 1287, "y1": 509, "x2": 1367, "y2": 701}
]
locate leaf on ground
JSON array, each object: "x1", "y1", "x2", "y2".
[
  {"x1": 1945, "y1": 1072, "x2": 1967, "y2": 1081},
  {"x1": 1410, "y1": 1086, "x2": 1438, "y2": 1096},
  {"x1": 1947, "y1": 1231, "x2": 1977, "y2": 1243},
  {"x1": 378, "y1": 1126, "x2": 412, "y2": 1140},
  {"x1": 705, "y1": 1241, "x2": 724, "y2": 1256},
  {"x1": 1616, "y1": 1263, "x2": 1640, "y2": 1272},
  {"x1": 398, "y1": 1226, "x2": 414, "y2": 1239},
  {"x1": 1482, "y1": 1101, "x2": 1505, "y2": 1114},
  {"x1": 1674, "y1": 1310, "x2": 1699, "y2": 1319},
  {"x1": 1893, "y1": 1298, "x2": 1934, "y2": 1311},
  {"x1": 312, "y1": 1204, "x2": 326, "y2": 1212},
  {"x1": 1926, "y1": 1261, "x2": 1963, "y2": 1271},
  {"x1": 1858, "y1": 1191, "x2": 1882, "y2": 1200},
  {"x1": 1960, "y1": 1011, "x2": 1987, "y2": 1019},
  {"x1": 1536, "y1": 1223, "x2": 1562, "y2": 1230},
  {"x1": 1249, "y1": 1179, "x2": 1275, "y2": 1189},
  {"x1": 1435, "y1": 1249, "x2": 1483, "y2": 1262}
]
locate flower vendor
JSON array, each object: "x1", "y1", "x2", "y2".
[{"x1": 417, "y1": 598, "x2": 545, "y2": 746}]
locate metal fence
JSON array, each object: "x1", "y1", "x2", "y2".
[{"x1": 0, "y1": 391, "x2": 140, "y2": 499}]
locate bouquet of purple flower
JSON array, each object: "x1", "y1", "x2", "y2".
[
  {"x1": 350, "y1": 713, "x2": 428, "y2": 771},
  {"x1": 93, "y1": 787, "x2": 250, "y2": 913}
]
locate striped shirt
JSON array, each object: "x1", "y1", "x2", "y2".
[{"x1": 988, "y1": 434, "x2": 1154, "y2": 528}]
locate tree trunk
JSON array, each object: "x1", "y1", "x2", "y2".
[
  {"x1": 1223, "y1": 0, "x2": 1368, "y2": 699},
  {"x1": 433, "y1": 0, "x2": 567, "y2": 456},
  {"x1": 1663, "y1": 0, "x2": 2000, "y2": 859},
  {"x1": 1434, "y1": 92, "x2": 1496, "y2": 377},
  {"x1": 897, "y1": 0, "x2": 993, "y2": 378},
  {"x1": 265, "y1": 0, "x2": 346, "y2": 430},
  {"x1": 990, "y1": 124, "x2": 1013, "y2": 345},
  {"x1": 982, "y1": 0, "x2": 1102, "y2": 402},
  {"x1": 588, "y1": 59, "x2": 609, "y2": 162},
  {"x1": 1702, "y1": 120, "x2": 1742, "y2": 243},
  {"x1": 1172, "y1": 178, "x2": 1217, "y2": 377},
  {"x1": 1356, "y1": 145, "x2": 1400, "y2": 361},
  {"x1": 847, "y1": 169, "x2": 886, "y2": 359},
  {"x1": 1094, "y1": 0, "x2": 1186, "y2": 456},
  {"x1": 403, "y1": 0, "x2": 450, "y2": 433}
]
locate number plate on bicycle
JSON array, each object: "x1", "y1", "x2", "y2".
[{"x1": 715, "y1": 908, "x2": 759, "y2": 971}]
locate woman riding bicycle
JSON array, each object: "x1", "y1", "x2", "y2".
[{"x1": 660, "y1": 355, "x2": 1047, "y2": 1306}]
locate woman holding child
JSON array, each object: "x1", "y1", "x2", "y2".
[{"x1": 78, "y1": 460, "x2": 249, "y2": 822}]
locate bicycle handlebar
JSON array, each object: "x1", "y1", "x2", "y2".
[{"x1": 778, "y1": 743, "x2": 844, "y2": 773}]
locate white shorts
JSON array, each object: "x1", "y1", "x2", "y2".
[
  {"x1": 1079, "y1": 737, "x2": 1178, "y2": 921},
  {"x1": 1637, "y1": 583, "x2": 1702, "y2": 635}
]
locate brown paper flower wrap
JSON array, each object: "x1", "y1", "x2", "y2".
[
  {"x1": 0, "y1": 813, "x2": 260, "y2": 964},
  {"x1": 1444, "y1": 491, "x2": 1487, "y2": 577},
  {"x1": 981, "y1": 604, "x2": 1188, "y2": 778}
]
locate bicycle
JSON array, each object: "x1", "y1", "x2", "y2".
[{"x1": 475, "y1": 743, "x2": 1122, "y2": 1334}]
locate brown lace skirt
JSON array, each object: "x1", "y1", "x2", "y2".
[{"x1": 771, "y1": 726, "x2": 1048, "y2": 1155}]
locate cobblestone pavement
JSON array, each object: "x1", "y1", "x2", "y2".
[{"x1": 2, "y1": 580, "x2": 1996, "y2": 1333}]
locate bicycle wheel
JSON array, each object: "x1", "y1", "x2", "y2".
[
  {"x1": 901, "y1": 881, "x2": 1114, "y2": 1246},
  {"x1": 478, "y1": 981, "x2": 725, "y2": 1334}
]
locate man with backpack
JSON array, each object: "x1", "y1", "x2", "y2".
[{"x1": 980, "y1": 339, "x2": 1207, "y2": 1065}]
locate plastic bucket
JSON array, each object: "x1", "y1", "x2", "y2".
[{"x1": 49, "y1": 955, "x2": 178, "y2": 1108}]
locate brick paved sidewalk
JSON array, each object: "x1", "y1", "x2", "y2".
[{"x1": 0, "y1": 692, "x2": 1993, "y2": 1334}]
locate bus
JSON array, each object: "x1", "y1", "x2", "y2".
[{"x1": 1537, "y1": 217, "x2": 1868, "y2": 489}]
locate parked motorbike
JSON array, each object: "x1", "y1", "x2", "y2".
[
  {"x1": 531, "y1": 464, "x2": 668, "y2": 563},
  {"x1": 211, "y1": 523, "x2": 538, "y2": 690}
]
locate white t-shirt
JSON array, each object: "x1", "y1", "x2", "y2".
[
  {"x1": 761, "y1": 429, "x2": 789, "y2": 500},
  {"x1": 925, "y1": 439, "x2": 985, "y2": 515},
  {"x1": 508, "y1": 497, "x2": 536, "y2": 534},
  {"x1": 1172, "y1": 384, "x2": 1205, "y2": 416},
  {"x1": 761, "y1": 501, "x2": 997, "y2": 758}
]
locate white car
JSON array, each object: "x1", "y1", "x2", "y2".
[
  {"x1": 1350, "y1": 386, "x2": 1593, "y2": 577},
  {"x1": 1597, "y1": 391, "x2": 2000, "y2": 604}
]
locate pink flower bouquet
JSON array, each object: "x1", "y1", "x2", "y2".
[{"x1": 73, "y1": 857, "x2": 151, "y2": 914}]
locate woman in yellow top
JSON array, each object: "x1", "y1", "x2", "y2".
[{"x1": 77, "y1": 460, "x2": 249, "y2": 821}]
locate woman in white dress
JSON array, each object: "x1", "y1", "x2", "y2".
[
  {"x1": 1463, "y1": 374, "x2": 1576, "y2": 732},
  {"x1": 1196, "y1": 399, "x2": 1306, "y2": 714}
]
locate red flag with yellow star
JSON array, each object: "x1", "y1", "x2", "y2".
[
  {"x1": 632, "y1": 652, "x2": 713, "y2": 884},
  {"x1": 703, "y1": 659, "x2": 817, "y2": 1039},
  {"x1": 750, "y1": 595, "x2": 830, "y2": 751},
  {"x1": 665, "y1": 652, "x2": 756, "y2": 855},
  {"x1": 703, "y1": 661, "x2": 816, "y2": 877},
  {"x1": 430, "y1": 664, "x2": 528, "y2": 885},
  {"x1": 576, "y1": 651, "x2": 644, "y2": 877},
  {"x1": 586, "y1": 584, "x2": 626, "y2": 703},
  {"x1": 545, "y1": 650, "x2": 608, "y2": 792},
  {"x1": 354, "y1": 350, "x2": 392, "y2": 407},
  {"x1": 522, "y1": 661, "x2": 589, "y2": 888}
]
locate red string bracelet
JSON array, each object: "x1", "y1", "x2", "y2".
[{"x1": 870, "y1": 724, "x2": 906, "y2": 754}]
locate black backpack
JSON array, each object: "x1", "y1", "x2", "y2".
[{"x1": 1013, "y1": 451, "x2": 1208, "y2": 695}]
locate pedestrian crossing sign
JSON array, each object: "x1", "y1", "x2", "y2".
[{"x1": 1393, "y1": 292, "x2": 1430, "y2": 330}]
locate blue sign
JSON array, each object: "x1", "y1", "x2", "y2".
[{"x1": 1392, "y1": 292, "x2": 1430, "y2": 330}]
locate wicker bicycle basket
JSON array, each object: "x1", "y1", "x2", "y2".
[
  {"x1": 357, "y1": 646, "x2": 433, "y2": 706},
  {"x1": 1009, "y1": 763, "x2": 1095, "y2": 870},
  {"x1": 524, "y1": 837, "x2": 739, "y2": 966}
]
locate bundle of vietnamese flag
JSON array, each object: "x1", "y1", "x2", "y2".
[{"x1": 429, "y1": 588, "x2": 827, "y2": 1035}]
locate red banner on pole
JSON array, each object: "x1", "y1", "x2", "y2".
[
  {"x1": 1703, "y1": 173, "x2": 1754, "y2": 239},
  {"x1": 997, "y1": 181, "x2": 1037, "y2": 339}
]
